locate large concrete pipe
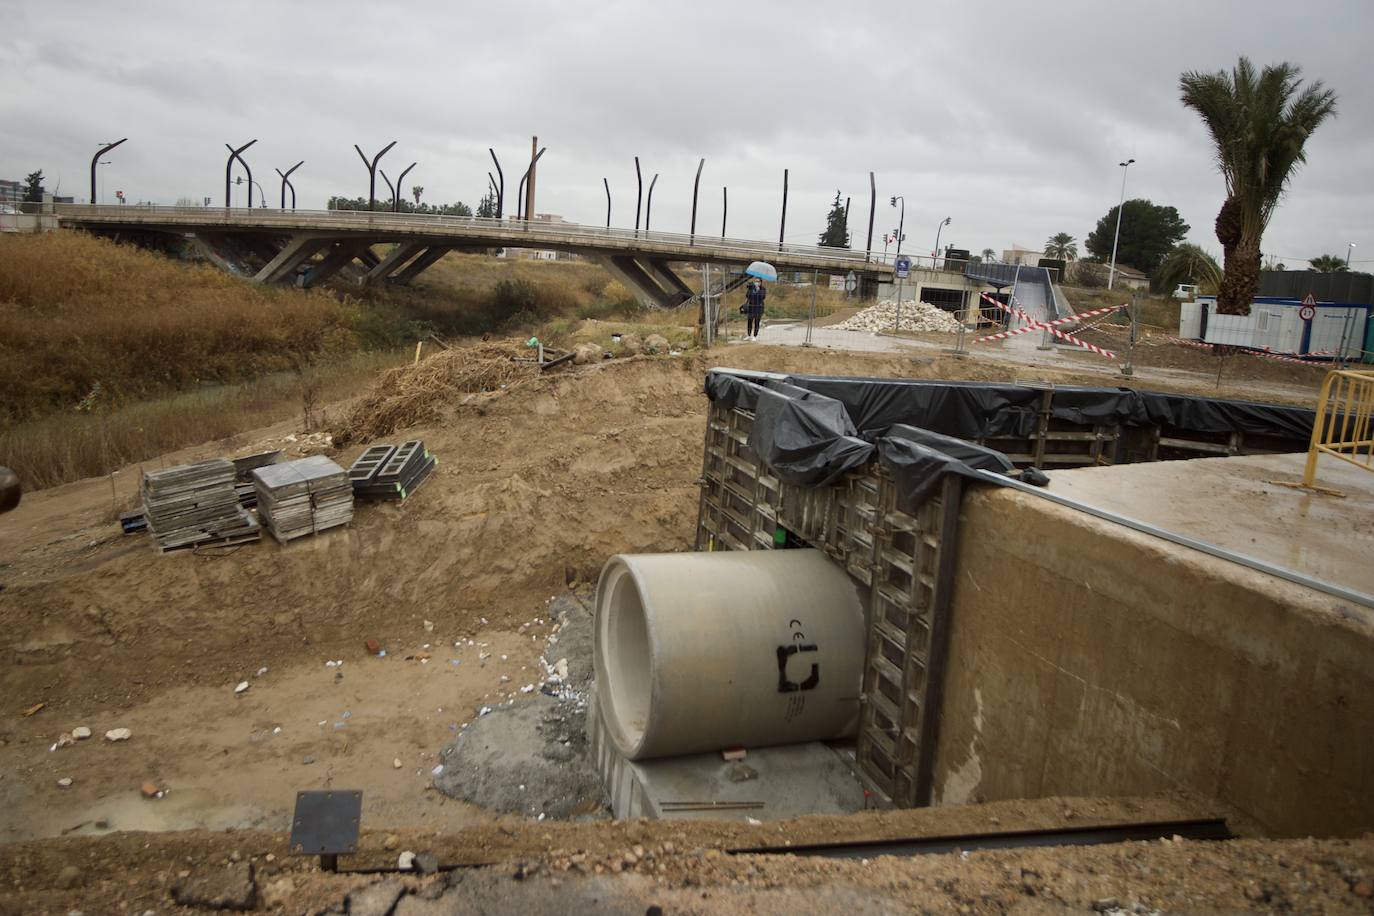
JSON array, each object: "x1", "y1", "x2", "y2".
[{"x1": 594, "y1": 549, "x2": 866, "y2": 761}]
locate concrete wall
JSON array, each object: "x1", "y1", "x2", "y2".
[{"x1": 932, "y1": 486, "x2": 1374, "y2": 837}]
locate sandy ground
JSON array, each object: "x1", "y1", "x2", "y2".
[{"x1": 0, "y1": 340, "x2": 1341, "y2": 912}]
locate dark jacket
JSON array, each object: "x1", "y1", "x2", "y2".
[{"x1": 743, "y1": 284, "x2": 766, "y2": 316}]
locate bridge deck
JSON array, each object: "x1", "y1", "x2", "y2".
[{"x1": 56, "y1": 205, "x2": 897, "y2": 276}]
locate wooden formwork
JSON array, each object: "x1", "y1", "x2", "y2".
[{"x1": 693, "y1": 387, "x2": 1307, "y2": 809}]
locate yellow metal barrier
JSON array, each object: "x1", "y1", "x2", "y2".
[{"x1": 1303, "y1": 369, "x2": 1374, "y2": 488}]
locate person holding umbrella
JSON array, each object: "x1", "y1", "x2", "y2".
[{"x1": 739, "y1": 260, "x2": 776, "y2": 341}]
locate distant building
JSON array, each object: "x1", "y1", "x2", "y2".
[
  {"x1": 1110, "y1": 264, "x2": 1150, "y2": 291},
  {"x1": 1001, "y1": 246, "x2": 1046, "y2": 267},
  {"x1": 0, "y1": 179, "x2": 22, "y2": 207},
  {"x1": 503, "y1": 213, "x2": 579, "y2": 261}
]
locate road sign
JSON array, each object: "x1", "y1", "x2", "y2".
[
  {"x1": 894, "y1": 255, "x2": 911, "y2": 279},
  {"x1": 844, "y1": 270, "x2": 858, "y2": 292},
  {"x1": 1302, "y1": 292, "x2": 1317, "y2": 307},
  {"x1": 1299, "y1": 304, "x2": 1316, "y2": 321}
]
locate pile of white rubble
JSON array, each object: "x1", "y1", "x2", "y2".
[{"x1": 832, "y1": 299, "x2": 964, "y2": 333}]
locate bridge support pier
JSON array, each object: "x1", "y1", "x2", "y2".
[
  {"x1": 303, "y1": 241, "x2": 372, "y2": 289},
  {"x1": 596, "y1": 254, "x2": 691, "y2": 309},
  {"x1": 362, "y1": 242, "x2": 426, "y2": 286},
  {"x1": 392, "y1": 245, "x2": 452, "y2": 284},
  {"x1": 254, "y1": 235, "x2": 329, "y2": 284}
]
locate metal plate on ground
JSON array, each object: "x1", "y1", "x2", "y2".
[{"x1": 289, "y1": 790, "x2": 363, "y2": 855}]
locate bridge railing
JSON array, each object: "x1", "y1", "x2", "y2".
[{"x1": 55, "y1": 204, "x2": 914, "y2": 272}]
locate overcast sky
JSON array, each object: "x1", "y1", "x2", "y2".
[{"x1": 1, "y1": 0, "x2": 1369, "y2": 267}]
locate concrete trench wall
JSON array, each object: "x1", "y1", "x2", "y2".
[{"x1": 932, "y1": 485, "x2": 1374, "y2": 837}]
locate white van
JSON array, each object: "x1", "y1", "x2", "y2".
[{"x1": 1172, "y1": 284, "x2": 1200, "y2": 300}]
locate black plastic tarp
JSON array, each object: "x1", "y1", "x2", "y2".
[{"x1": 704, "y1": 370, "x2": 1315, "y2": 512}]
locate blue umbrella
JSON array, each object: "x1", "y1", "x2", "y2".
[{"x1": 744, "y1": 260, "x2": 778, "y2": 282}]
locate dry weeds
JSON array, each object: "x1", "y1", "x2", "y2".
[{"x1": 333, "y1": 340, "x2": 537, "y2": 445}]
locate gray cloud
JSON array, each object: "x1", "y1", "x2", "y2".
[{"x1": 1, "y1": 0, "x2": 1369, "y2": 265}]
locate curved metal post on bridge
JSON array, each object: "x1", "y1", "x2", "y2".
[
  {"x1": 276, "y1": 160, "x2": 303, "y2": 209},
  {"x1": 515, "y1": 146, "x2": 546, "y2": 223},
  {"x1": 866, "y1": 172, "x2": 875, "y2": 262},
  {"x1": 394, "y1": 162, "x2": 417, "y2": 213},
  {"x1": 603, "y1": 178, "x2": 611, "y2": 228},
  {"x1": 354, "y1": 141, "x2": 396, "y2": 211},
  {"x1": 488, "y1": 149, "x2": 504, "y2": 218},
  {"x1": 634, "y1": 156, "x2": 642, "y2": 235},
  {"x1": 779, "y1": 168, "x2": 789, "y2": 252},
  {"x1": 379, "y1": 170, "x2": 396, "y2": 212},
  {"x1": 721, "y1": 186, "x2": 727, "y2": 238},
  {"x1": 645, "y1": 173, "x2": 658, "y2": 232},
  {"x1": 689, "y1": 158, "x2": 704, "y2": 244},
  {"x1": 487, "y1": 172, "x2": 498, "y2": 212},
  {"x1": 224, "y1": 139, "x2": 258, "y2": 207},
  {"x1": 90, "y1": 138, "x2": 127, "y2": 206}
]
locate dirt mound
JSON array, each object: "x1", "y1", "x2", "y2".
[{"x1": 334, "y1": 341, "x2": 535, "y2": 445}]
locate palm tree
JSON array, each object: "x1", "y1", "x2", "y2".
[
  {"x1": 980, "y1": 248, "x2": 996, "y2": 262},
  {"x1": 1180, "y1": 58, "x2": 1337, "y2": 315},
  {"x1": 1155, "y1": 243, "x2": 1222, "y2": 294},
  {"x1": 412, "y1": 185, "x2": 424, "y2": 206},
  {"x1": 1308, "y1": 254, "x2": 1349, "y2": 272},
  {"x1": 1043, "y1": 232, "x2": 1078, "y2": 260}
]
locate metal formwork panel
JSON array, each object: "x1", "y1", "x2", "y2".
[{"x1": 853, "y1": 473, "x2": 962, "y2": 809}]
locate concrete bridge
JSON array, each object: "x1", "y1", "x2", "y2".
[{"x1": 55, "y1": 204, "x2": 909, "y2": 308}]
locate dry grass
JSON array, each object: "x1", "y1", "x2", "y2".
[
  {"x1": 333, "y1": 341, "x2": 537, "y2": 445},
  {"x1": 1, "y1": 351, "x2": 406, "y2": 489},
  {"x1": 0, "y1": 232, "x2": 356, "y2": 422},
  {"x1": 1060, "y1": 286, "x2": 1180, "y2": 330}
]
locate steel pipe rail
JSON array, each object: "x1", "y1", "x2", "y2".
[{"x1": 56, "y1": 204, "x2": 907, "y2": 273}]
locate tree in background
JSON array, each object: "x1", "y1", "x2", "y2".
[
  {"x1": 475, "y1": 190, "x2": 497, "y2": 219},
  {"x1": 1263, "y1": 255, "x2": 1288, "y2": 271},
  {"x1": 1308, "y1": 254, "x2": 1349, "y2": 272},
  {"x1": 22, "y1": 170, "x2": 45, "y2": 203},
  {"x1": 1044, "y1": 232, "x2": 1078, "y2": 260},
  {"x1": 818, "y1": 191, "x2": 850, "y2": 248},
  {"x1": 327, "y1": 195, "x2": 471, "y2": 217},
  {"x1": 1180, "y1": 57, "x2": 1337, "y2": 315},
  {"x1": 1154, "y1": 243, "x2": 1222, "y2": 293},
  {"x1": 1084, "y1": 199, "x2": 1189, "y2": 276},
  {"x1": 980, "y1": 248, "x2": 996, "y2": 262},
  {"x1": 412, "y1": 185, "x2": 424, "y2": 206}
]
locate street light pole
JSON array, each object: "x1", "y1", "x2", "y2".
[
  {"x1": 90, "y1": 139, "x2": 127, "y2": 206},
  {"x1": 934, "y1": 216, "x2": 951, "y2": 265},
  {"x1": 1348, "y1": 242, "x2": 1356, "y2": 268},
  {"x1": 890, "y1": 195, "x2": 905, "y2": 256},
  {"x1": 1107, "y1": 158, "x2": 1135, "y2": 290}
]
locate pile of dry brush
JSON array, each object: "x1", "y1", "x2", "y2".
[{"x1": 333, "y1": 340, "x2": 535, "y2": 445}]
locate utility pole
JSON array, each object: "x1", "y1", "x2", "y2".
[{"x1": 1107, "y1": 158, "x2": 1135, "y2": 290}]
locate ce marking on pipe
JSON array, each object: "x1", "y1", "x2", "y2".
[{"x1": 777, "y1": 618, "x2": 819, "y2": 694}]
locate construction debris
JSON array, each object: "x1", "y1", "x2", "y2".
[
  {"x1": 252, "y1": 456, "x2": 354, "y2": 544},
  {"x1": 348, "y1": 440, "x2": 437, "y2": 502},
  {"x1": 832, "y1": 299, "x2": 964, "y2": 333},
  {"x1": 141, "y1": 459, "x2": 261, "y2": 552}
]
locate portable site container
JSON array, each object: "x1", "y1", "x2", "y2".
[{"x1": 1188, "y1": 296, "x2": 1371, "y2": 360}]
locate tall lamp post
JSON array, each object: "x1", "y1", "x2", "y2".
[
  {"x1": 1107, "y1": 158, "x2": 1135, "y2": 290},
  {"x1": 890, "y1": 195, "x2": 905, "y2": 256},
  {"x1": 235, "y1": 175, "x2": 267, "y2": 207},
  {"x1": 90, "y1": 139, "x2": 127, "y2": 206},
  {"x1": 934, "y1": 216, "x2": 951, "y2": 264},
  {"x1": 1347, "y1": 242, "x2": 1356, "y2": 268}
]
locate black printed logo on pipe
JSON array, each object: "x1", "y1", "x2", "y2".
[{"x1": 777, "y1": 643, "x2": 820, "y2": 693}]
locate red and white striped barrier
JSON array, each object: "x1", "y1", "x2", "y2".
[
  {"x1": 1164, "y1": 336, "x2": 1336, "y2": 366},
  {"x1": 975, "y1": 294, "x2": 1118, "y2": 358}
]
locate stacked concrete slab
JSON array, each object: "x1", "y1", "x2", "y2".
[
  {"x1": 141, "y1": 458, "x2": 260, "y2": 552},
  {"x1": 347, "y1": 440, "x2": 437, "y2": 502},
  {"x1": 252, "y1": 455, "x2": 353, "y2": 543}
]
